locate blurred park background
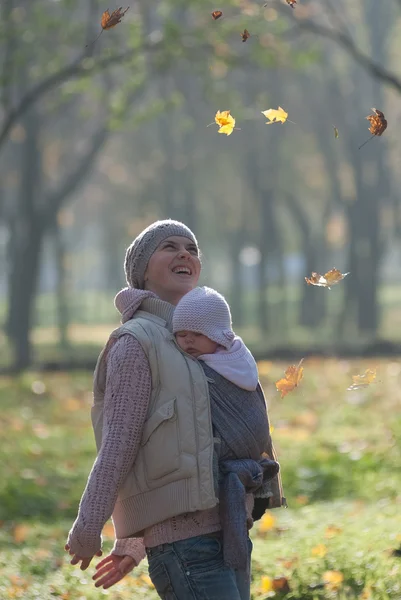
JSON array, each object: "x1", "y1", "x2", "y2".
[
  {"x1": 1, "y1": 1, "x2": 401, "y2": 599},
  {"x1": 2, "y1": 0, "x2": 401, "y2": 371}
]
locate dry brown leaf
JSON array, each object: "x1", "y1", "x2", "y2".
[
  {"x1": 286, "y1": 0, "x2": 297, "y2": 7},
  {"x1": 275, "y1": 359, "x2": 304, "y2": 398},
  {"x1": 241, "y1": 29, "x2": 251, "y2": 42},
  {"x1": 359, "y1": 108, "x2": 387, "y2": 149},
  {"x1": 305, "y1": 268, "x2": 349, "y2": 290},
  {"x1": 366, "y1": 108, "x2": 387, "y2": 136},
  {"x1": 101, "y1": 7, "x2": 130, "y2": 30},
  {"x1": 211, "y1": 10, "x2": 223, "y2": 20}
]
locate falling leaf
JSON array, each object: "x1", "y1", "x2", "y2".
[
  {"x1": 322, "y1": 570, "x2": 344, "y2": 590},
  {"x1": 273, "y1": 576, "x2": 291, "y2": 592},
  {"x1": 259, "y1": 511, "x2": 276, "y2": 532},
  {"x1": 286, "y1": 0, "x2": 297, "y2": 7},
  {"x1": 305, "y1": 268, "x2": 349, "y2": 290},
  {"x1": 211, "y1": 10, "x2": 223, "y2": 20},
  {"x1": 214, "y1": 110, "x2": 236, "y2": 136},
  {"x1": 311, "y1": 543, "x2": 328, "y2": 558},
  {"x1": 333, "y1": 126, "x2": 339, "y2": 139},
  {"x1": 87, "y1": 7, "x2": 129, "y2": 46},
  {"x1": 241, "y1": 29, "x2": 251, "y2": 42},
  {"x1": 275, "y1": 359, "x2": 304, "y2": 398},
  {"x1": 359, "y1": 108, "x2": 387, "y2": 149},
  {"x1": 101, "y1": 7, "x2": 130, "y2": 30},
  {"x1": 347, "y1": 368, "x2": 377, "y2": 391},
  {"x1": 262, "y1": 106, "x2": 288, "y2": 124}
]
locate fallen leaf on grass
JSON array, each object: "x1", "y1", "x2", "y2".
[
  {"x1": 259, "y1": 575, "x2": 274, "y2": 593},
  {"x1": 305, "y1": 268, "x2": 349, "y2": 289},
  {"x1": 322, "y1": 570, "x2": 344, "y2": 590},
  {"x1": 347, "y1": 368, "x2": 376, "y2": 391},
  {"x1": 262, "y1": 106, "x2": 288, "y2": 124},
  {"x1": 259, "y1": 511, "x2": 276, "y2": 532},
  {"x1": 13, "y1": 524, "x2": 31, "y2": 543},
  {"x1": 324, "y1": 525, "x2": 343, "y2": 538},
  {"x1": 311, "y1": 543, "x2": 328, "y2": 558},
  {"x1": 273, "y1": 576, "x2": 291, "y2": 592},
  {"x1": 275, "y1": 359, "x2": 304, "y2": 398}
]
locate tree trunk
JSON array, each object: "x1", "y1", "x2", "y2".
[{"x1": 53, "y1": 220, "x2": 71, "y2": 352}]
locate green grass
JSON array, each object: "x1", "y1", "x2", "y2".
[{"x1": 1, "y1": 360, "x2": 401, "y2": 598}]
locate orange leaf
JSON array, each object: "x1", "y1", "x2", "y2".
[
  {"x1": 366, "y1": 108, "x2": 387, "y2": 136},
  {"x1": 324, "y1": 524, "x2": 343, "y2": 538},
  {"x1": 101, "y1": 7, "x2": 129, "y2": 30},
  {"x1": 311, "y1": 543, "x2": 328, "y2": 558},
  {"x1": 275, "y1": 359, "x2": 304, "y2": 398},
  {"x1": 213, "y1": 110, "x2": 236, "y2": 136},
  {"x1": 211, "y1": 10, "x2": 223, "y2": 20},
  {"x1": 347, "y1": 368, "x2": 377, "y2": 391},
  {"x1": 286, "y1": 0, "x2": 297, "y2": 7},
  {"x1": 13, "y1": 524, "x2": 31, "y2": 543},
  {"x1": 305, "y1": 268, "x2": 349, "y2": 289},
  {"x1": 273, "y1": 576, "x2": 291, "y2": 592}
]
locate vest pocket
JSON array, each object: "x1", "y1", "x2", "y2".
[{"x1": 141, "y1": 398, "x2": 180, "y2": 480}]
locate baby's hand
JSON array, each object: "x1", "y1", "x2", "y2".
[{"x1": 93, "y1": 553, "x2": 136, "y2": 589}]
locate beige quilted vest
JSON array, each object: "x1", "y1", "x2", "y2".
[{"x1": 92, "y1": 310, "x2": 218, "y2": 538}]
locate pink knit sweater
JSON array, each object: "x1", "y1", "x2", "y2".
[{"x1": 67, "y1": 289, "x2": 254, "y2": 567}]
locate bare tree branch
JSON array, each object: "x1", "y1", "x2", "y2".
[
  {"x1": 0, "y1": 40, "x2": 163, "y2": 152},
  {"x1": 293, "y1": 19, "x2": 401, "y2": 94},
  {"x1": 42, "y1": 126, "x2": 109, "y2": 227}
]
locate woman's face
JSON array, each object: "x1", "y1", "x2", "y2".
[{"x1": 144, "y1": 236, "x2": 201, "y2": 305}]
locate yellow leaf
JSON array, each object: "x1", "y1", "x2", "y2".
[
  {"x1": 261, "y1": 106, "x2": 288, "y2": 124},
  {"x1": 311, "y1": 543, "x2": 327, "y2": 558},
  {"x1": 139, "y1": 573, "x2": 154, "y2": 587},
  {"x1": 259, "y1": 575, "x2": 274, "y2": 593},
  {"x1": 324, "y1": 525, "x2": 342, "y2": 538},
  {"x1": 275, "y1": 359, "x2": 304, "y2": 398},
  {"x1": 259, "y1": 511, "x2": 276, "y2": 532},
  {"x1": 323, "y1": 570, "x2": 344, "y2": 589},
  {"x1": 347, "y1": 368, "x2": 377, "y2": 391},
  {"x1": 214, "y1": 110, "x2": 236, "y2": 136}
]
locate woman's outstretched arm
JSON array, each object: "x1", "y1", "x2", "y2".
[{"x1": 66, "y1": 335, "x2": 151, "y2": 561}]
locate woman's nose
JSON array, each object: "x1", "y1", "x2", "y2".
[{"x1": 177, "y1": 248, "x2": 191, "y2": 259}]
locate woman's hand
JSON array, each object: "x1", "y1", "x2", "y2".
[
  {"x1": 64, "y1": 543, "x2": 102, "y2": 570},
  {"x1": 92, "y1": 553, "x2": 136, "y2": 589}
]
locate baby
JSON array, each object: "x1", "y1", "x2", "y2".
[{"x1": 172, "y1": 286, "x2": 258, "y2": 391}]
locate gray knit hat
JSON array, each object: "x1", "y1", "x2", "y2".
[
  {"x1": 124, "y1": 219, "x2": 199, "y2": 289},
  {"x1": 173, "y1": 286, "x2": 235, "y2": 350}
]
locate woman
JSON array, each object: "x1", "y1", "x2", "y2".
[{"x1": 65, "y1": 219, "x2": 285, "y2": 600}]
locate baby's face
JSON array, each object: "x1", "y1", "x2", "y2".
[{"x1": 175, "y1": 331, "x2": 219, "y2": 358}]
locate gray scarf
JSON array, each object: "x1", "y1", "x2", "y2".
[{"x1": 202, "y1": 363, "x2": 280, "y2": 570}]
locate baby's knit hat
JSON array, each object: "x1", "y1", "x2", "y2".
[
  {"x1": 173, "y1": 286, "x2": 235, "y2": 350},
  {"x1": 124, "y1": 219, "x2": 198, "y2": 289}
]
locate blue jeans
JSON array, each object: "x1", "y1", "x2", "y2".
[{"x1": 146, "y1": 531, "x2": 253, "y2": 600}]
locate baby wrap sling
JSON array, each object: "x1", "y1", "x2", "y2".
[{"x1": 202, "y1": 362, "x2": 283, "y2": 570}]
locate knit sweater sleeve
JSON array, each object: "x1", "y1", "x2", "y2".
[{"x1": 67, "y1": 335, "x2": 151, "y2": 558}]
